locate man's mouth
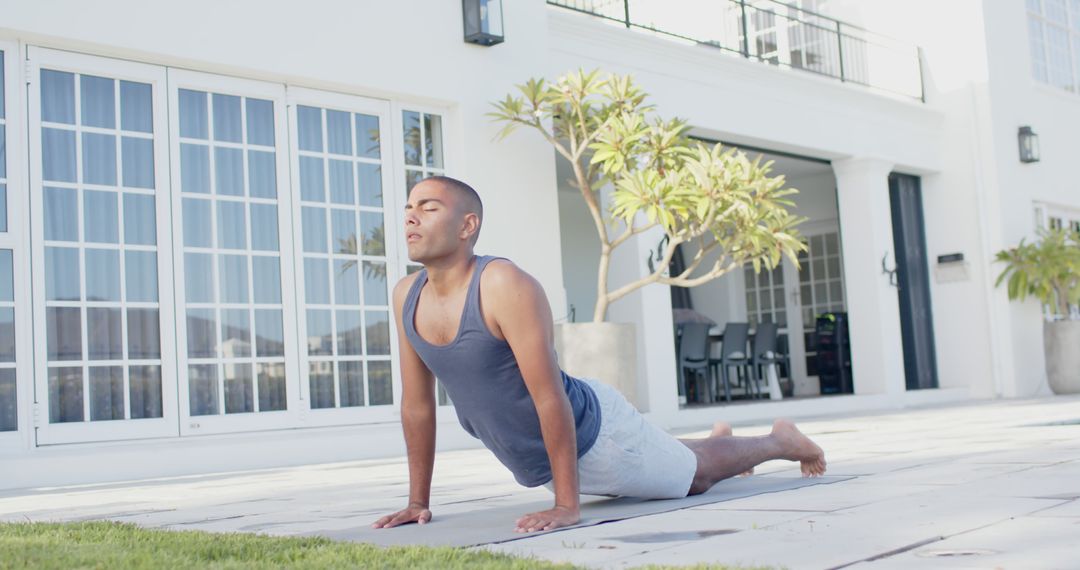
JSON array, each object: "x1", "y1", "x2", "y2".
[{"x1": 406, "y1": 232, "x2": 421, "y2": 242}]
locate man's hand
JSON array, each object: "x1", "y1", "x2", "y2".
[
  {"x1": 514, "y1": 505, "x2": 580, "y2": 533},
  {"x1": 372, "y1": 503, "x2": 432, "y2": 529}
]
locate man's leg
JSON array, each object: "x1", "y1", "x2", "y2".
[{"x1": 679, "y1": 419, "x2": 826, "y2": 496}]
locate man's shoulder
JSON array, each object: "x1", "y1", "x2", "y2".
[
  {"x1": 392, "y1": 271, "x2": 423, "y2": 304},
  {"x1": 481, "y1": 258, "x2": 538, "y2": 291}
]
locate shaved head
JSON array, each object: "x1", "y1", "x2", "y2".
[{"x1": 425, "y1": 176, "x2": 484, "y2": 243}]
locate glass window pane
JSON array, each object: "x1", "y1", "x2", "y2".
[
  {"x1": 357, "y1": 164, "x2": 383, "y2": 207},
  {"x1": 247, "y1": 150, "x2": 276, "y2": 199},
  {"x1": 120, "y1": 80, "x2": 153, "y2": 133},
  {"x1": 80, "y1": 75, "x2": 115, "y2": 129},
  {"x1": 405, "y1": 169, "x2": 423, "y2": 197},
  {"x1": 824, "y1": 233, "x2": 838, "y2": 255},
  {"x1": 830, "y1": 280, "x2": 843, "y2": 301},
  {"x1": 214, "y1": 146, "x2": 244, "y2": 196},
  {"x1": 363, "y1": 261, "x2": 388, "y2": 306},
  {"x1": 84, "y1": 190, "x2": 119, "y2": 243},
  {"x1": 42, "y1": 128, "x2": 77, "y2": 182},
  {"x1": 365, "y1": 311, "x2": 391, "y2": 355},
  {"x1": 47, "y1": 307, "x2": 82, "y2": 361},
  {"x1": 331, "y1": 209, "x2": 357, "y2": 255},
  {"x1": 182, "y1": 198, "x2": 213, "y2": 248},
  {"x1": 254, "y1": 309, "x2": 284, "y2": 357},
  {"x1": 49, "y1": 367, "x2": 84, "y2": 422},
  {"x1": 368, "y1": 361, "x2": 393, "y2": 405},
  {"x1": 44, "y1": 187, "x2": 78, "y2": 241},
  {"x1": 424, "y1": 114, "x2": 444, "y2": 168},
  {"x1": 82, "y1": 132, "x2": 117, "y2": 186},
  {"x1": 127, "y1": 308, "x2": 161, "y2": 359},
  {"x1": 87, "y1": 307, "x2": 123, "y2": 360},
  {"x1": 85, "y1": 249, "x2": 121, "y2": 302},
  {"x1": 0, "y1": 55, "x2": 4, "y2": 118},
  {"x1": 219, "y1": 254, "x2": 249, "y2": 303},
  {"x1": 220, "y1": 308, "x2": 251, "y2": 358},
  {"x1": 328, "y1": 159, "x2": 354, "y2": 205},
  {"x1": 41, "y1": 70, "x2": 75, "y2": 124},
  {"x1": 812, "y1": 258, "x2": 825, "y2": 281},
  {"x1": 309, "y1": 362, "x2": 335, "y2": 409},
  {"x1": 187, "y1": 308, "x2": 217, "y2": 358},
  {"x1": 0, "y1": 250, "x2": 11, "y2": 302},
  {"x1": 306, "y1": 309, "x2": 332, "y2": 355},
  {"x1": 360, "y1": 212, "x2": 385, "y2": 256},
  {"x1": 327, "y1": 109, "x2": 352, "y2": 155},
  {"x1": 0, "y1": 307, "x2": 14, "y2": 362},
  {"x1": 245, "y1": 98, "x2": 274, "y2": 146},
  {"x1": 252, "y1": 256, "x2": 281, "y2": 304},
  {"x1": 129, "y1": 365, "x2": 163, "y2": 419},
  {"x1": 184, "y1": 252, "x2": 215, "y2": 303},
  {"x1": 224, "y1": 363, "x2": 254, "y2": 414},
  {"x1": 257, "y1": 362, "x2": 286, "y2": 412},
  {"x1": 334, "y1": 260, "x2": 360, "y2": 306},
  {"x1": 212, "y1": 93, "x2": 242, "y2": 143},
  {"x1": 355, "y1": 113, "x2": 380, "y2": 159},
  {"x1": 179, "y1": 89, "x2": 209, "y2": 139},
  {"x1": 121, "y1": 137, "x2": 155, "y2": 189},
  {"x1": 337, "y1": 310, "x2": 362, "y2": 355},
  {"x1": 0, "y1": 369, "x2": 16, "y2": 431},
  {"x1": 89, "y1": 366, "x2": 125, "y2": 421},
  {"x1": 402, "y1": 110, "x2": 421, "y2": 166},
  {"x1": 827, "y1": 256, "x2": 840, "y2": 280},
  {"x1": 126, "y1": 250, "x2": 161, "y2": 302},
  {"x1": 0, "y1": 184, "x2": 6, "y2": 233},
  {"x1": 180, "y1": 143, "x2": 210, "y2": 193},
  {"x1": 188, "y1": 364, "x2": 219, "y2": 416},
  {"x1": 45, "y1": 247, "x2": 81, "y2": 301},
  {"x1": 339, "y1": 360, "x2": 364, "y2": 407},
  {"x1": 304, "y1": 258, "x2": 330, "y2": 304},
  {"x1": 216, "y1": 200, "x2": 247, "y2": 250},
  {"x1": 0, "y1": 123, "x2": 5, "y2": 179},
  {"x1": 250, "y1": 204, "x2": 279, "y2": 251},
  {"x1": 301, "y1": 207, "x2": 327, "y2": 253},
  {"x1": 299, "y1": 156, "x2": 325, "y2": 202},
  {"x1": 123, "y1": 193, "x2": 156, "y2": 245},
  {"x1": 297, "y1": 105, "x2": 323, "y2": 152}
]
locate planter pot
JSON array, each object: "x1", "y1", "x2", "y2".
[
  {"x1": 1044, "y1": 320, "x2": 1080, "y2": 395},
  {"x1": 554, "y1": 322, "x2": 642, "y2": 409}
]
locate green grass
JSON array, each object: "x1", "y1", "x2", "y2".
[{"x1": 0, "y1": 521, "x2": 769, "y2": 569}]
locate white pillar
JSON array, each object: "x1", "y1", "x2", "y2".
[
  {"x1": 832, "y1": 157, "x2": 906, "y2": 398},
  {"x1": 605, "y1": 224, "x2": 680, "y2": 418}
]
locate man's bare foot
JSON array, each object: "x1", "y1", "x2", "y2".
[
  {"x1": 710, "y1": 422, "x2": 754, "y2": 476},
  {"x1": 771, "y1": 419, "x2": 826, "y2": 477}
]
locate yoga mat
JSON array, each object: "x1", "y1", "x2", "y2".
[{"x1": 317, "y1": 475, "x2": 852, "y2": 548}]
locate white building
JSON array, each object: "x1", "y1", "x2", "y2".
[{"x1": 0, "y1": 0, "x2": 1076, "y2": 490}]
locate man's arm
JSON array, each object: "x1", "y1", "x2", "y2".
[
  {"x1": 373, "y1": 275, "x2": 437, "y2": 529},
  {"x1": 484, "y1": 261, "x2": 581, "y2": 533}
]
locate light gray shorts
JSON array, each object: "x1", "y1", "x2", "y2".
[{"x1": 544, "y1": 378, "x2": 698, "y2": 499}]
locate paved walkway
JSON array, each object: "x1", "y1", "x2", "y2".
[{"x1": 1, "y1": 395, "x2": 1078, "y2": 569}]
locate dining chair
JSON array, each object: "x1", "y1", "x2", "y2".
[
  {"x1": 709, "y1": 322, "x2": 750, "y2": 402},
  {"x1": 749, "y1": 321, "x2": 780, "y2": 399},
  {"x1": 678, "y1": 322, "x2": 713, "y2": 403}
]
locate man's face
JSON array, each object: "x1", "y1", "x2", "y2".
[{"x1": 403, "y1": 180, "x2": 473, "y2": 263}]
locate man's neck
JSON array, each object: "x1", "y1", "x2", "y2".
[{"x1": 423, "y1": 252, "x2": 478, "y2": 298}]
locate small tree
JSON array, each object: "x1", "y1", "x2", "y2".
[
  {"x1": 489, "y1": 70, "x2": 806, "y2": 322},
  {"x1": 995, "y1": 227, "x2": 1080, "y2": 320}
]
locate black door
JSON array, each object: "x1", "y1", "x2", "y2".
[{"x1": 889, "y1": 173, "x2": 939, "y2": 390}]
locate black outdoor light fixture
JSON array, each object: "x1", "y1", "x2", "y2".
[
  {"x1": 1018, "y1": 125, "x2": 1040, "y2": 163},
  {"x1": 463, "y1": 0, "x2": 504, "y2": 46}
]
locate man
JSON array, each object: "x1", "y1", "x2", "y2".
[{"x1": 373, "y1": 176, "x2": 826, "y2": 534}]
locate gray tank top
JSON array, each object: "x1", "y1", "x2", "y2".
[{"x1": 403, "y1": 255, "x2": 601, "y2": 487}]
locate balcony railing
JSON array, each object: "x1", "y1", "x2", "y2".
[{"x1": 548, "y1": 0, "x2": 925, "y2": 101}]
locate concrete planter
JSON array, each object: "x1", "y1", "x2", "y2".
[
  {"x1": 554, "y1": 322, "x2": 641, "y2": 408},
  {"x1": 1043, "y1": 320, "x2": 1080, "y2": 395}
]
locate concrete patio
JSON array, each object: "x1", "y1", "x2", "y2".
[{"x1": 1, "y1": 395, "x2": 1078, "y2": 569}]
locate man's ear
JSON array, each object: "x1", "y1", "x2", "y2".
[{"x1": 460, "y1": 212, "x2": 481, "y2": 241}]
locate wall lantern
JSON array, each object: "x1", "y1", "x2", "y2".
[
  {"x1": 463, "y1": 0, "x2": 504, "y2": 46},
  {"x1": 1018, "y1": 126, "x2": 1040, "y2": 163}
]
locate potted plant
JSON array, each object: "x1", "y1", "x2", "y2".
[
  {"x1": 995, "y1": 227, "x2": 1080, "y2": 395},
  {"x1": 489, "y1": 70, "x2": 805, "y2": 407}
]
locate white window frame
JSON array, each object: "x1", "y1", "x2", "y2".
[
  {"x1": 1027, "y1": 0, "x2": 1080, "y2": 93},
  {"x1": 286, "y1": 86, "x2": 401, "y2": 427},
  {"x1": 0, "y1": 40, "x2": 31, "y2": 451},
  {"x1": 27, "y1": 47, "x2": 180, "y2": 445},
  {"x1": 167, "y1": 69, "x2": 302, "y2": 437}
]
